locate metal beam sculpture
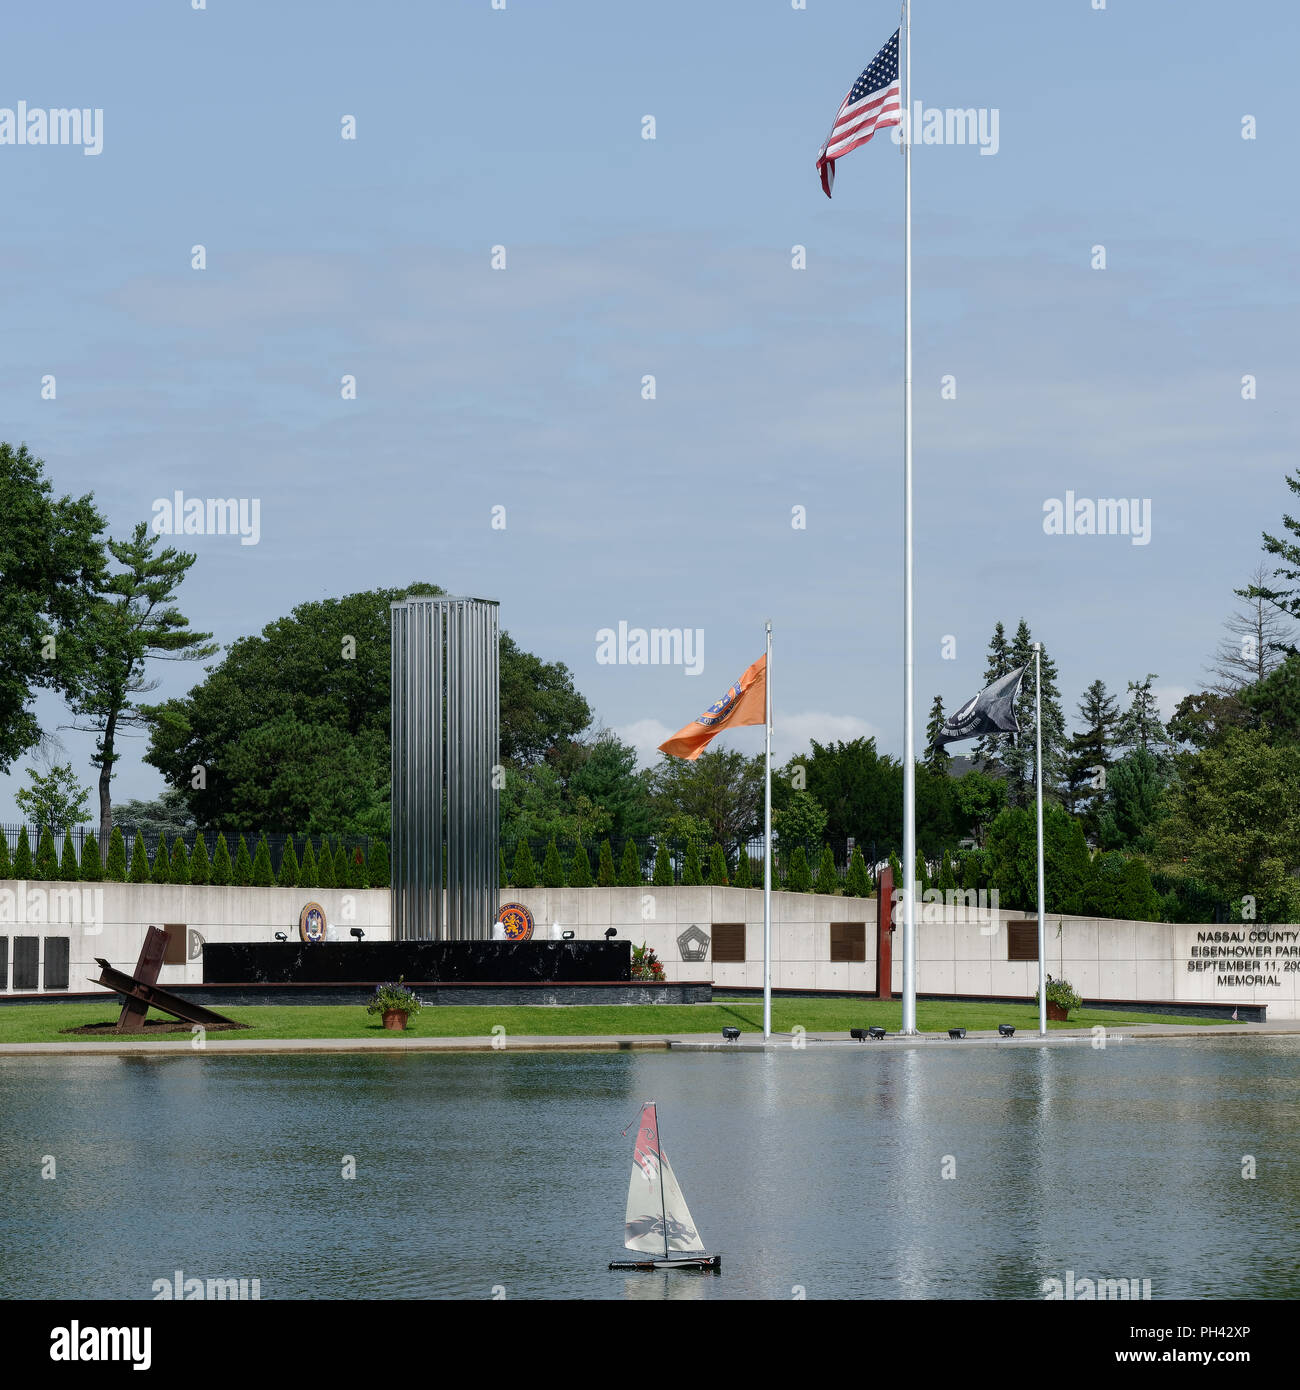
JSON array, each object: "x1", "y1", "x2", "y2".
[
  {"x1": 92, "y1": 926, "x2": 236, "y2": 1032},
  {"x1": 390, "y1": 595, "x2": 500, "y2": 940}
]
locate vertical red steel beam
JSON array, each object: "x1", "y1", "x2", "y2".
[{"x1": 876, "y1": 865, "x2": 894, "y2": 1000}]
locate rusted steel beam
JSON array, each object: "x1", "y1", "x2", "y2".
[{"x1": 92, "y1": 958, "x2": 237, "y2": 1031}]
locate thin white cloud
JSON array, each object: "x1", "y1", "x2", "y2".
[{"x1": 613, "y1": 719, "x2": 674, "y2": 767}]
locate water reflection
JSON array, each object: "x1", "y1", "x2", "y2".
[{"x1": 0, "y1": 1040, "x2": 1296, "y2": 1301}]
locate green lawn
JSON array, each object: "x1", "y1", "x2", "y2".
[{"x1": 0, "y1": 998, "x2": 1229, "y2": 1045}]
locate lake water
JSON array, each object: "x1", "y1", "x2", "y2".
[{"x1": 1, "y1": 1040, "x2": 1297, "y2": 1300}]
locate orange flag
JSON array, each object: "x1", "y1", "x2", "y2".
[{"x1": 657, "y1": 655, "x2": 767, "y2": 761}]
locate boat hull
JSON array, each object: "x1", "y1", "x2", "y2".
[{"x1": 609, "y1": 1255, "x2": 721, "y2": 1271}]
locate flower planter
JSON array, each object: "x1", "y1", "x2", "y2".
[
  {"x1": 382, "y1": 1009, "x2": 409, "y2": 1031},
  {"x1": 1046, "y1": 1001, "x2": 1070, "y2": 1022}
]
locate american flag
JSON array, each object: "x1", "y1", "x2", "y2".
[{"x1": 816, "y1": 29, "x2": 902, "y2": 198}]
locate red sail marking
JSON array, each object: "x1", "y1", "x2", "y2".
[{"x1": 633, "y1": 1105, "x2": 661, "y2": 1184}]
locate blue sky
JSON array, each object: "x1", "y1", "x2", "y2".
[{"x1": 2, "y1": 0, "x2": 1297, "y2": 817}]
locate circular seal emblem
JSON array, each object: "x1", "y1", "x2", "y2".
[
  {"x1": 299, "y1": 902, "x2": 327, "y2": 943},
  {"x1": 496, "y1": 902, "x2": 534, "y2": 942}
]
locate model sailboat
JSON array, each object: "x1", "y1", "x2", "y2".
[{"x1": 609, "y1": 1101, "x2": 721, "y2": 1271}]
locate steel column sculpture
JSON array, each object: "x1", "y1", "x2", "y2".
[{"x1": 390, "y1": 596, "x2": 499, "y2": 940}]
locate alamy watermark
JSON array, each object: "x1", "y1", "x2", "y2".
[
  {"x1": 0, "y1": 884, "x2": 104, "y2": 932},
  {"x1": 892, "y1": 885, "x2": 1002, "y2": 935},
  {"x1": 1042, "y1": 1270, "x2": 1152, "y2": 1300},
  {"x1": 152, "y1": 1268, "x2": 261, "y2": 1300},
  {"x1": 893, "y1": 102, "x2": 999, "y2": 156},
  {"x1": 595, "y1": 621, "x2": 704, "y2": 676},
  {"x1": 151, "y1": 490, "x2": 261, "y2": 546},
  {"x1": 0, "y1": 102, "x2": 103, "y2": 156},
  {"x1": 1043, "y1": 491, "x2": 1151, "y2": 546}
]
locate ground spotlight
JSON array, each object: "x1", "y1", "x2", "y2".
[
  {"x1": 868, "y1": 1026, "x2": 886, "y2": 1040},
  {"x1": 722, "y1": 1027, "x2": 741, "y2": 1042},
  {"x1": 998, "y1": 1024, "x2": 1015, "y2": 1037},
  {"x1": 562, "y1": 929, "x2": 575, "y2": 940},
  {"x1": 350, "y1": 928, "x2": 364, "y2": 940},
  {"x1": 604, "y1": 927, "x2": 617, "y2": 940},
  {"x1": 274, "y1": 932, "x2": 287, "y2": 942},
  {"x1": 850, "y1": 1028, "x2": 868, "y2": 1042},
  {"x1": 948, "y1": 1027, "x2": 966, "y2": 1040}
]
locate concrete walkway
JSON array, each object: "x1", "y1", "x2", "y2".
[{"x1": 1, "y1": 1021, "x2": 1298, "y2": 1057}]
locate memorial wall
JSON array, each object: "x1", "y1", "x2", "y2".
[{"x1": 1, "y1": 879, "x2": 1294, "y2": 1018}]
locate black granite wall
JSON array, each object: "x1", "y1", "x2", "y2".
[{"x1": 203, "y1": 939, "x2": 631, "y2": 984}]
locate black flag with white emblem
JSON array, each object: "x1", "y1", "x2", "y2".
[{"x1": 933, "y1": 666, "x2": 1027, "y2": 747}]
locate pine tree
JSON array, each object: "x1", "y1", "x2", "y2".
[
  {"x1": 1117, "y1": 856, "x2": 1162, "y2": 921},
  {"x1": 331, "y1": 841, "x2": 351, "y2": 887},
  {"x1": 128, "y1": 831, "x2": 150, "y2": 883},
  {"x1": 887, "y1": 849, "x2": 903, "y2": 890},
  {"x1": 60, "y1": 830, "x2": 79, "y2": 880},
  {"x1": 296, "y1": 838, "x2": 317, "y2": 888},
  {"x1": 512, "y1": 839, "x2": 538, "y2": 889},
  {"x1": 151, "y1": 835, "x2": 170, "y2": 883},
  {"x1": 812, "y1": 845, "x2": 838, "y2": 895},
  {"x1": 34, "y1": 827, "x2": 59, "y2": 880},
  {"x1": 1066, "y1": 679, "x2": 1121, "y2": 833},
  {"x1": 924, "y1": 695, "x2": 952, "y2": 775},
  {"x1": 315, "y1": 838, "x2": 335, "y2": 889},
  {"x1": 976, "y1": 621, "x2": 1013, "y2": 770},
  {"x1": 211, "y1": 832, "x2": 233, "y2": 885},
  {"x1": 542, "y1": 837, "x2": 565, "y2": 887},
  {"x1": 617, "y1": 840, "x2": 641, "y2": 887},
  {"x1": 1213, "y1": 563, "x2": 1292, "y2": 690},
  {"x1": 104, "y1": 827, "x2": 127, "y2": 882},
  {"x1": 251, "y1": 835, "x2": 274, "y2": 886},
  {"x1": 1115, "y1": 674, "x2": 1170, "y2": 766},
  {"x1": 960, "y1": 852, "x2": 983, "y2": 891},
  {"x1": 233, "y1": 835, "x2": 253, "y2": 886},
  {"x1": 350, "y1": 845, "x2": 370, "y2": 888},
  {"x1": 1249, "y1": 467, "x2": 1300, "y2": 637},
  {"x1": 786, "y1": 844, "x2": 812, "y2": 892},
  {"x1": 597, "y1": 838, "x2": 617, "y2": 887},
  {"x1": 652, "y1": 841, "x2": 673, "y2": 886},
  {"x1": 170, "y1": 835, "x2": 190, "y2": 884},
  {"x1": 914, "y1": 850, "x2": 931, "y2": 895},
  {"x1": 936, "y1": 853, "x2": 957, "y2": 893},
  {"x1": 13, "y1": 828, "x2": 34, "y2": 878},
  {"x1": 706, "y1": 842, "x2": 729, "y2": 886},
  {"x1": 499, "y1": 846, "x2": 509, "y2": 888},
  {"x1": 568, "y1": 841, "x2": 593, "y2": 887},
  {"x1": 190, "y1": 834, "x2": 211, "y2": 885},
  {"x1": 80, "y1": 833, "x2": 102, "y2": 881},
  {"x1": 733, "y1": 850, "x2": 753, "y2": 889},
  {"x1": 1001, "y1": 620, "x2": 1067, "y2": 807},
  {"x1": 682, "y1": 839, "x2": 703, "y2": 886},
  {"x1": 0, "y1": 831, "x2": 10, "y2": 878},
  {"x1": 368, "y1": 840, "x2": 389, "y2": 888},
  {"x1": 845, "y1": 845, "x2": 870, "y2": 897},
  {"x1": 277, "y1": 835, "x2": 299, "y2": 887}
]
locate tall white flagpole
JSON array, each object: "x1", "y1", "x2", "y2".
[
  {"x1": 763, "y1": 619, "x2": 773, "y2": 1040},
  {"x1": 900, "y1": 0, "x2": 918, "y2": 1035},
  {"x1": 1033, "y1": 642, "x2": 1047, "y2": 1036}
]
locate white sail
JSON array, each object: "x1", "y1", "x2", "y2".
[{"x1": 623, "y1": 1102, "x2": 707, "y2": 1255}]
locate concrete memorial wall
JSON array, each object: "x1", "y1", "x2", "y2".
[{"x1": 1, "y1": 878, "x2": 1295, "y2": 1018}]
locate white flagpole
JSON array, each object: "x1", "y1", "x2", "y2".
[
  {"x1": 763, "y1": 619, "x2": 773, "y2": 1040},
  {"x1": 1033, "y1": 642, "x2": 1047, "y2": 1036},
  {"x1": 900, "y1": 0, "x2": 918, "y2": 1035}
]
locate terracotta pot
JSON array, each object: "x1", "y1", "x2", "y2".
[
  {"x1": 382, "y1": 1009, "x2": 409, "y2": 1031},
  {"x1": 1046, "y1": 1001, "x2": 1070, "y2": 1022}
]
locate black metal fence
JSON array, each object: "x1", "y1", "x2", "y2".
[{"x1": 501, "y1": 836, "x2": 885, "y2": 888}]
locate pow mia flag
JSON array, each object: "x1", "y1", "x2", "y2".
[{"x1": 934, "y1": 667, "x2": 1027, "y2": 747}]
